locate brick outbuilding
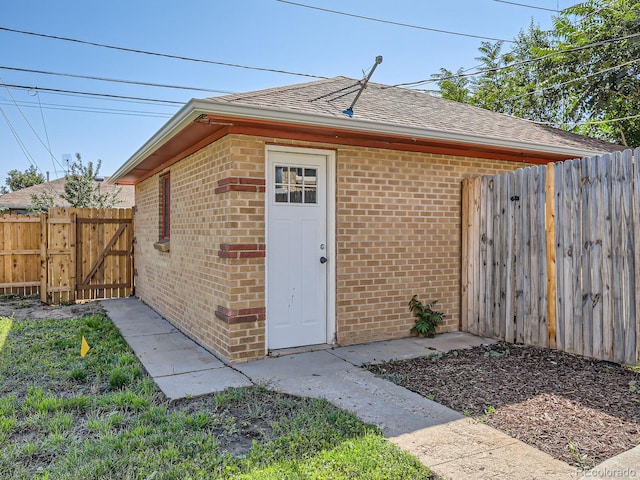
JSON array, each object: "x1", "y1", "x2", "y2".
[{"x1": 110, "y1": 77, "x2": 621, "y2": 363}]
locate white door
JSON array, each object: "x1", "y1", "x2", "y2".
[{"x1": 266, "y1": 148, "x2": 332, "y2": 350}]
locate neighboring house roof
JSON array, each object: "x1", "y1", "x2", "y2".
[
  {"x1": 0, "y1": 177, "x2": 135, "y2": 211},
  {"x1": 111, "y1": 76, "x2": 623, "y2": 185}
]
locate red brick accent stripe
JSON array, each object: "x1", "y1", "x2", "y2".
[
  {"x1": 215, "y1": 305, "x2": 266, "y2": 324},
  {"x1": 218, "y1": 243, "x2": 266, "y2": 258},
  {"x1": 215, "y1": 177, "x2": 266, "y2": 194}
]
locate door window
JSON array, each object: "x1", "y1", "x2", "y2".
[{"x1": 275, "y1": 166, "x2": 317, "y2": 204}]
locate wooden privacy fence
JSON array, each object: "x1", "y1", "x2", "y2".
[
  {"x1": 462, "y1": 148, "x2": 640, "y2": 365},
  {"x1": 0, "y1": 208, "x2": 134, "y2": 304}
]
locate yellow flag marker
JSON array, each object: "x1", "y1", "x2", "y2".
[{"x1": 81, "y1": 336, "x2": 90, "y2": 357}]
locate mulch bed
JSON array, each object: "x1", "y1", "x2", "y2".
[{"x1": 367, "y1": 342, "x2": 640, "y2": 469}]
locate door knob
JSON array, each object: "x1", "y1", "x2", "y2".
[{"x1": 320, "y1": 256, "x2": 327, "y2": 264}]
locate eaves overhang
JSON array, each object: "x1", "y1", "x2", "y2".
[{"x1": 110, "y1": 98, "x2": 616, "y2": 185}]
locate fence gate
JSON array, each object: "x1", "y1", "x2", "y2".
[
  {"x1": 41, "y1": 208, "x2": 134, "y2": 304},
  {"x1": 461, "y1": 166, "x2": 549, "y2": 348},
  {"x1": 462, "y1": 148, "x2": 640, "y2": 366}
]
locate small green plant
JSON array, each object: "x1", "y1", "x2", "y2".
[
  {"x1": 69, "y1": 367, "x2": 88, "y2": 382},
  {"x1": 109, "y1": 368, "x2": 129, "y2": 390},
  {"x1": 485, "y1": 405, "x2": 496, "y2": 415},
  {"x1": 629, "y1": 380, "x2": 638, "y2": 393},
  {"x1": 408, "y1": 296, "x2": 444, "y2": 338}
]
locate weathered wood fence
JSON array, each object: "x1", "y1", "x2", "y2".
[
  {"x1": 462, "y1": 148, "x2": 640, "y2": 365},
  {"x1": 0, "y1": 208, "x2": 134, "y2": 304}
]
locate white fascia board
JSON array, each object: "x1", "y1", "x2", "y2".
[
  {"x1": 109, "y1": 100, "x2": 206, "y2": 183},
  {"x1": 110, "y1": 99, "x2": 604, "y2": 183}
]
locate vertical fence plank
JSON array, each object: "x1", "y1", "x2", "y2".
[
  {"x1": 504, "y1": 172, "x2": 516, "y2": 343},
  {"x1": 590, "y1": 155, "x2": 604, "y2": 360},
  {"x1": 546, "y1": 163, "x2": 557, "y2": 349},
  {"x1": 492, "y1": 175, "x2": 502, "y2": 338},
  {"x1": 536, "y1": 165, "x2": 548, "y2": 347},
  {"x1": 495, "y1": 173, "x2": 508, "y2": 340},
  {"x1": 527, "y1": 167, "x2": 539, "y2": 346},
  {"x1": 40, "y1": 213, "x2": 48, "y2": 303},
  {"x1": 555, "y1": 162, "x2": 566, "y2": 351},
  {"x1": 478, "y1": 176, "x2": 491, "y2": 336},
  {"x1": 570, "y1": 160, "x2": 583, "y2": 355},
  {"x1": 581, "y1": 157, "x2": 593, "y2": 358},
  {"x1": 621, "y1": 149, "x2": 635, "y2": 365},
  {"x1": 514, "y1": 168, "x2": 525, "y2": 343},
  {"x1": 611, "y1": 152, "x2": 625, "y2": 363},
  {"x1": 635, "y1": 148, "x2": 640, "y2": 365},
  {"x1": 600, "y1": 154, "x2": 614, "y2": 360},
  {"x1": 561, "y1": 160, "x2": 576, "y2": 354},
  {"x1": 461, "y1": 178, "x2": 471, "y2": 332},
  {"x1": 469, "y1": 177, "x2": 481, "y2": 335}
]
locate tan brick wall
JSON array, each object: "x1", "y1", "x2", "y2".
[
  {"x1": 134, "y1": 136, "x2": 267, "y2": 363},
  {"x1": 134, "y1": 132, "x2": 532, "y2": 362}
]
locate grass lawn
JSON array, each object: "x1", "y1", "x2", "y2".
[{"x1": 0, "y1": 311, "x2": 435, "y2": 479}]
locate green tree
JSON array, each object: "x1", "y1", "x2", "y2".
[
  {"x1": 31, "y1": 154, "x2": 122, "y2": 211},
  {"x1": 1, "y1": 165, "x2": 45, "y2": 194},
  {"x1": 434, "y1": 0, "x2": 640, "y2": 146}
]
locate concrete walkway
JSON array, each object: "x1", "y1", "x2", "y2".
[{"x1": 102, "y1": 298, "x2": 589, "y2": 479}]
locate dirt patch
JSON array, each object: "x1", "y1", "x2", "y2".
[
  {"x1": 367, "y1": 342, "x2": 640, "y2": 469},
  {"x1": 0, "y1": 295, "x2": 104, "y2": 321}
]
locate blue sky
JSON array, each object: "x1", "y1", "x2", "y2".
[{"x1": 1, "y1": 0, "x2": 569, "y2": 184}]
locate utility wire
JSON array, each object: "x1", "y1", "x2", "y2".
[
  {"x1": 394, "y1": 31, "x2": 640, "y2": 88},
  {"x1": 510, "y1": 57, "x2": 640, "y2": 101},
  {"x1": 0, "y1": 66, "x2": 236, "y2": 95},
  {"x1": 3, "y1": 84, "x2": 185, "y2": 105},
  {"x1": 0, "y1": 99, "x2": 173, "y2": 118},
  {"x1": 276, "y1": 0, "x2": 514, "y2": 43},
  {"x1": 0, "y1": 105, "x2": 38, "y2": 171},
  {"x1": 2, "y1": 81, "x2": 63, "y2": 174},
  {"x1": 537, "y1": 113, "x2": 640, "y2": 128},
  {"x1": 33, "y1": 90, "x2": 63, "y2": 175},
  {"x1": 493, "y1": 0, "x2": 560, "y2": 12},
  {"x1": 0, "y1": 26, "x2": 327, "y2": 79}
]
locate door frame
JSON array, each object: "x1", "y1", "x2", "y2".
[{"x1": 264, "y1": 144, "x2": 336, "y2": 351}]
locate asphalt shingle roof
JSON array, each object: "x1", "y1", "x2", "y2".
[
  {"x1": 209, "y1": 76, "x2": 621, "y2": 153},
  {"x1": 0, "y1": 177, "x2": 135, "y2": 210}
]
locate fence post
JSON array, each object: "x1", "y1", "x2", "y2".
[
  {"x1": 545, "y1": 163, "x2": 557, "y2": 349},
  {"x1": 39, "y1": 212, "x2": 48, "y2": 303}
]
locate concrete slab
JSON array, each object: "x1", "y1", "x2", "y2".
[
  {"x1": 392, "y1": 419, "x2": 577, "y2": 480},
  {"x1": 137, "y1": 346, "x2": 224, "y2": 377},
  {"x1": 124, "y1": 331, "x2": 215, "y2": 355},
  {"x1": 331, "y1": 332, "x2": 497, "y2": 366},
  {"x1": 102, "y1": 298, "x2": 177, "y2": 336},
  {"x1": 580, "y1": 444, "x2": 640, "y2": 479},
  {"x1": 155, "y1": 367, "x2": 252, "y2": 400},
  {"x1": 236, "y1": 351, "x2": 462, "y2": 437}
]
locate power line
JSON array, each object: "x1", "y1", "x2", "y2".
[
  {"x1": 3, "y1": 84, "x2": 185, "y2": 105},
  {"x1": 2, "y1": 80, "x2": 63, "y2": 173},
  {"x1": 276, "y1": 0, "x2": 514, "y2": 43},
  {"x1": 493, "y1": 0, "x2": 560, "y2": 12},
  {"x1": 0, "y1": 26, "x2": 327, "y2": 79},
  {"x1": 510, "y1": 57, "x2": 640, "y2": 101},
  {"x1": 0, "y1": 99, "x2": 173, "y2": 118},
  {"x1": 0, "y1": 105, "x2": 38, "y2": 171},
  {"x1": 33, "y1": 90, "x2": 64, "y2": 175},
  {"x1": 0, "y1": 65, "x2": 236, "y2": 95},
  {"x1": 395, "y1": 31, "x2": 640, "y2": 88},
  {"x1": 537, "y1": 113, "x2": 640, "y2": 129}
]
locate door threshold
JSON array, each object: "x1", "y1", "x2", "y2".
[{"x1": 268, "y1": 343, "x2": 333, "y2": 358}]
